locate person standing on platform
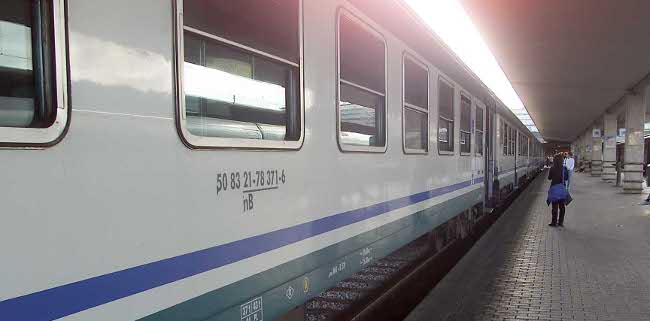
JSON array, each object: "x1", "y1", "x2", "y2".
[
  {"x1": 547, "y1": 154, "x2": 568, "y2": 227},
  {"x1": 564, "y1": 152, "x2": 575, "y2": 190}
]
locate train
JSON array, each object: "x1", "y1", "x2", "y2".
[{"x1": 0, "y1": 0, "x2": 544, "y2": 320}]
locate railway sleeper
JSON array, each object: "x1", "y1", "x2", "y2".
[{"x1": 295, "y1": 172, "x2": 540, "y2": 321}]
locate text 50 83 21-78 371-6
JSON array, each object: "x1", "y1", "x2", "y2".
[{"x1": 216, "y1": 169, "x2": 287, "y2": 195}]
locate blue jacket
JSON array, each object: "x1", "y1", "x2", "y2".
[{"x1": 547, "y1": 183, "x2": 567, "y2": 205}]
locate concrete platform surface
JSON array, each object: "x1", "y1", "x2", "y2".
[{"x1": 405, "y1": 171, "x2": 650, "y2": 321}]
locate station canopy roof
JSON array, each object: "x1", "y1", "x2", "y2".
[{"x1": 459, "y1": 0, "x2": 650, "y2": 142}]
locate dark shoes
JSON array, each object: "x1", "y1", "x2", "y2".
[
  {"x1": 549, "y1": 223, "x2": 557, "y2": 227},
  {"x1": 558, "y1": 223, "x2": 564, "y2": 227}
]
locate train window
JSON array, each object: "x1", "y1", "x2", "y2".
[
  {"x1": 508, "y1": 128, "x2": 513, "y2": 155},
  {"x1": 502, "y1": 121, "x2": 507, "y2": 155},
  {"x1": 507, "y1": 126, "x2": 511, "y2": 155},
  {"x1": 337, "y1": 12, "x2": 386, "y2": 151},
  {"x1": 460, "y1": 93, "x2": 471, "y2": 155},
  {"x1": 524, "y1": 136, "x2": 530, "y2": 156},
  {"x1": 513, "y1": 130, "x2": 517, "y2": 156},
  {"x1": 516, "y1": 132, "x2": 521, "y2": 155},
  {"x1": 475, "y1": 106, "x2": 484, "y2": 156},
  {"x1": 505, "y1": 124, "x2": 510, "y2": 156},
  {"x1": 403, "y1": 55, "x2": 428, "y2": 153},
  {"x1": 510, "y1": 127, "x2": 516, "y2": 155},
  {"x1": 178, "y1": 0, "x2": 302, "y2": 149},
  {"x1": 507, "y1": 127, "x2": 511, "y2": 155},
  {"x1": 438, "y1": 78, "x2": 454, "y2": 154},
  {"x1": 533, "y1": 143, "x2": 536, "y2": 157},
  {"x1": 0, "y1": 0, "x2": 68, "y2": 145}
]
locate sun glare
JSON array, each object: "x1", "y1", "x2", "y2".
[{"x1": 404, "y1": 0, "x2": 543, "y2": 141}]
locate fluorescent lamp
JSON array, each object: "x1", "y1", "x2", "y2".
[{"x1": 404, "y1": 0, "x2": 544, "y2": 142}]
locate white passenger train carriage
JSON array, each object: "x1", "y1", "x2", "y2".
[{"x1": 0, "y1": 0, "x2": 543, "y2": 320}]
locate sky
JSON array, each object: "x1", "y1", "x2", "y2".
[{"x1": 404, "y1": 0, "x2": 544, "y2": 141}]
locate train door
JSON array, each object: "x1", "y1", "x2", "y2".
[{"x1": 485, "y1": 102, "x2": 495, "y2": 207}]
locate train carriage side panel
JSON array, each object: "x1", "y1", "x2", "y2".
[{"x1": 0, "y1": 1, "x2": 489, "y2": 321}]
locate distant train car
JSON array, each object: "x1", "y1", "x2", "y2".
[
  {"x1": 493, "y1": 111, "x2": 543, "y2": 202},
  {"x1": 0, "y1": 0, "x2": 543, "y2": 320}
]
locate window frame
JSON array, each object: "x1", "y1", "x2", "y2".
[
  {"x1": 459, "y1": 91, "x2": 472, "y2": 156},
  {"x1": 523, "y1": 136, "x2": 530, "y2": 157},
  {"x1": 402, "y1": 52, "x2": 429, "y2": 155},
  {"x1": 511, "y1": 128, "x2": 516, "y2": 156},
  {"x1": 516, "y1": 130, "x2": 519, "y2": 156},
  {"x1": 335, "y1": 8, "x2": 387, "y2": 153},
  {"x1": 474, "y1": 103, "x2": 484, "y2": 156},
  {"x1": 437, "y1": 76, "x2": 455, "y2": 155},
  {"x1": 173, "y1": 0, "x2": 305, "y2": 150},
  {"x1": 508, "y1": 127, "x2": 513, "y2": 156},
  {"x1": 505, "y1": 122, "x2": 510, "y2": 156},
  {"x1": 506, "y1": 124, "x2": 510, "y2": 156},
  {"x1": 0, "y1": 0, "x2": 70, "y2": 147},
  {"x1": 505, "y1": 125, "x2": 509, "y2": 155},
  {"x1": 502, "y1": 120, "x2": 507, "y2": 156}
]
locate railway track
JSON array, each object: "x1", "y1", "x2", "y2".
[{"x1": 303, "y1": 174, "x2": 537, "y2": 321}]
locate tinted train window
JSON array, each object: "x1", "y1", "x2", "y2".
[
  {"x1": 502, "y1": 121, "x2": 507, "y2": 155},
  {"x1": 338, "y1": 14, "x2": 385, "y2": 149},
  {"x1": 438, "y1": 78, "x2": 454, "y2": 153},
  {"x1": 460, "y1": 94, "x2": 471, "y2": 154},
  {"x1": 403, "y1": 56, "x2": 428, "y2": 153},
  {"x1": 524, "y1": 136, "x2": 528, "y2": 156},
  {"x1": 506, "y1": 125, "x2": 510, "y2": 155},
  {"x1": 475, "y1": 106, "x2": 483, "y2": 155},
  {"x1": 507, "y1": 124, "x2": 513, "y2": 156},
  {"x1": 507, "y1": 127, "x2": 512, "y2": 155},
  {"x1": 0, "y1": 0, "x2": 57, "y2": 128},
  {"x1": 510, "y1": 127, "x2": 516, "y2": 155},
  {"x1": 506, "y1": 124, "x2": 512, "y2": 155},
  {"x1": 524, "y1": 136, "x2": 530, "y2": 156},
  {"x1": 517, "y1": 132, "x2": 521, "y2": 155},
  {"x1": 180, "y1": 0, "x2": 301, "y2": 147},
  {"x1": 184, "y1": 0, "x2": 299, "y2": 64}
]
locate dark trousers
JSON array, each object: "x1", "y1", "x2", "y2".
[{"x1": 551, "y1": 201, "x2": 565, "y2": 225}]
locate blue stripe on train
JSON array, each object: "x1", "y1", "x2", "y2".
[{"x1": 0, "y1": 179, "x2": 483, "y2": 321}]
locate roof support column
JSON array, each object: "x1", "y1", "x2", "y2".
[
  {"x1": 591, "y1": 124, "x2": 603, "y2": 177},
  {"x1": 584, "y1": 130, "x2": 592, "y2": 173},
  {"x1": 579, "y1": 132, "x2": 586, "y2": 165},
  {"x1": 623, "y1": 92, "x2": 646, "y2": 193},
  {"x1": 602, "y1": 113, "x2": 617, "y2": 182}
]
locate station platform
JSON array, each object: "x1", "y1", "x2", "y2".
[{"x1": 405, "y1": 171, "x2": 650, "y2": 321}]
